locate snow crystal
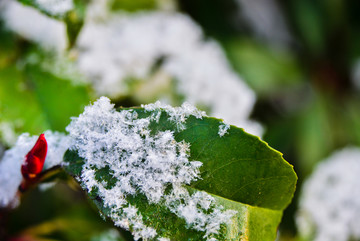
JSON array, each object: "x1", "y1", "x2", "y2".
[
  {"x1": 76, "y1": 11, "x2": 262, "y2": 136},
  {"x1": 297, "y1": 147, "x2": 360, "y2": 241},
  {"x1": 1, "y1": 0, "x2": 68, "y2": 51},
  {"x1": 142, "y1": 101, "x2": 206, "y2": 130},
  {"x1": 165, "y1": 185, "x2": 237, "y2": 239},
  {"x1": 218, "y1": 122, "x2": 230, "y2": 137},
  {"x1": 35, "y1": 0, "x2": 74, "y2": 16},
  {"x1": 66, "y1": 97, "x2": 237, "y2": 240},
  {"x1": 0, "y1": 131, "x2": 70, "y2": 208}
]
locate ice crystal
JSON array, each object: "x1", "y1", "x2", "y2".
[
  {"x1": 218, "y1": 122, "x2": 230, "y2": 137},
  {"x1": 142, "y1": 100, "x2": 206, "y2": 130},
  {"x1": 165, "y1": 185, "x2": 237, "y2": 239},
  {"x1": 297, "y1": 147, "x2": 360, "y2": 241},
  {"x1": 66, "y1": 97, "x2": 237, "y2": 240},
  {"x1": 0, "y1": 131, "x2": 70, "y2": 208}
]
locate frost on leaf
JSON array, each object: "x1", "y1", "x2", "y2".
[
  {"x1": 0, "y1": 131, "x2": 70, "y2": 208},
  {"x1": 218, "y1": 122, "x2": 230, "y2": 137},
  {"x1": 66, "y1": 97, "x2": 237, "y2": 240},
  {"x1": 142, "y1": 100, "x2": 206, "y2": 130}
]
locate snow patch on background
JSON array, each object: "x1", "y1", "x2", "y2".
[
  {"x1": 297, "y1": 147, "x2": 360, "y2": 241},
  {"x1": 76, "y1": 11, "x2": 262, "y2": 136},
  {"x1": 1, "y1": 0, "x2": 68, "y2": 51}
]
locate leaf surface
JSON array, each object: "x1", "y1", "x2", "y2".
[{"x1": 64, "y1": 108, "x2": 297, "y2": 240}]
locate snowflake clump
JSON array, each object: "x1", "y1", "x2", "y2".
[
  {"x1": 297, "y1": 147, "x2": 360, "y2": 241},
  {"x1": 142, "y1": 100, "x2": 206, "y2": 130},
  {"x1": 0, "y1": 131, "x2": 70, "y2": 208},
  {"x1": 66, "y1": 97, "x2": 237, "y2": 240},
  {"x1": 218, "y1": 122, "x2": 230, "y2": 137}
]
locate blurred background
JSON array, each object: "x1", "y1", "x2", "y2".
[{"x1": 1, "y1": 0, "x2": 360, "y2": 240}]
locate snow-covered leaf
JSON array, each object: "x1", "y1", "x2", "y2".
[{"x1": 64, "y1": 98, "x2": 297, "y2": 240}]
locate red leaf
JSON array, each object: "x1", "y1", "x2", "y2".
[{"x1": 21, "y1": 134, "x2": 48, "y2": 180}]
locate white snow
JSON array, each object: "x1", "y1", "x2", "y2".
[
  {"x1": 76, "y1": 11, "x2": 262, "y2": 136},
  {"x1": 0, "y1": 0, "x2": 263, "y2": 136},
  {"x1": 218, "y1": 122, "x2": 230, "y2": 137},
  {"x1": 297, "y1": 147, "x2": 360, "y2": 241},
  {"x1": 165, "y1": 185, "x2": 236, "y2": 239},
  {"x1": 142, "y1": 100, "x2": 206, "y2": 130},
  {"x1": 0, "y1": 131, "x2": 70, "y2": 208},
  {"x1": 0, "y1": 0, "x2": 262, "y2": 136},
  {"x1": 35, "y1": 0, "x2": 74, "y2": 16},
  {"x1": 66, "y1": 97, "x2": 236, "y2": 240},
  {"x1": 1, "y1": 0, "x2": 68, "y2": 51}
]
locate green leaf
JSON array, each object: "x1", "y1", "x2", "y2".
[
  {"x1": 24, "y1": 64, "x2": 91, "y2": 131},
  {"x1": 0, "y1": 66, "x2": 50, "y2": 144},
  {"x1": 111, "y1": 0, "x2": 157, "y2": 12},
  {"x1": 64, "y1": 108, "x2": 297, "y2": 240},
  {"x1": 291, "y1": 0, "x2": 325, "y2": 55},
  {"x1": 64, "y1": 0, "x2": 87, "y2": 49},
  {"x1": 223, "y1": 38, "x2": 303, "y2": 97},
  {"x1": 0, "y1": 62, "x2": 90, "y2": 144}
]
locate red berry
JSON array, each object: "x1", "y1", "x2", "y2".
[{"x1": 21, "y1": 134, "x2": 48, "y2": 180}]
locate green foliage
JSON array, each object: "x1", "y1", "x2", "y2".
[
  {"x1": 0, "y1": 59, "x2": 90, "y2": 144},
  {"x1": 6, "y1": 183, "x2": 121, "y2": 241},
  {"x1": 111, "y1": 0, "x2": 157, "y2": 12},
  {"x1": 2, "y1": 0, "x2": 359, "y2": 239},
  {"x1": 64, "y1": 108, "x2": 297, "y2": 240},
  {"x1": 223, "y1": 38, "x2": 303, "y2": 97}
]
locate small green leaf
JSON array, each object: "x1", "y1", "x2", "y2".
[
  {"x1": 111, "y1": 0, "x2": 157, "y2": 12},
  {"x1": 24, "y1": 64, "x2": 91, "y2": 131},
  {"x1": 0, "y1": 66, "x2": 50, "y2": 144},
  {"x1": 64, "y1": 106, "x2": 297, "y2": 240}
]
